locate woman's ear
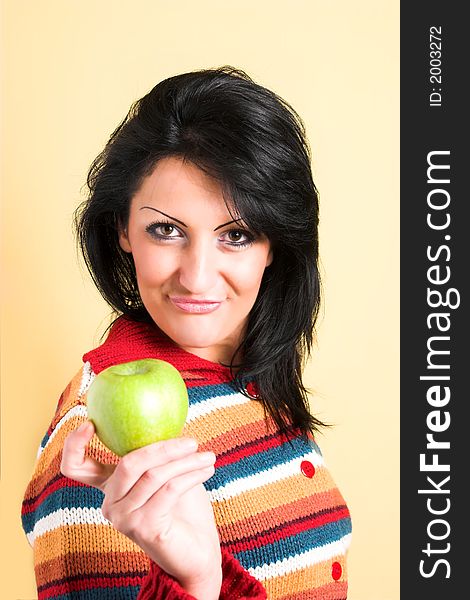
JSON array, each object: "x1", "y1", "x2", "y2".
[
  {"x1": 118, "y1": 226, "x2": 132, "y2": 253},
  {"x1": 265, "y1": 247, "x2": 274, "y2": 267}
]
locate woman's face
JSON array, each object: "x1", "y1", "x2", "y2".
[{"x1": 119, "y1": 156, "x2": 273, "y2": 364}]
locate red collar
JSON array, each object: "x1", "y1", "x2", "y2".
[{"x1": 82, "y1": 316, "x2": 234, "y2": 387}]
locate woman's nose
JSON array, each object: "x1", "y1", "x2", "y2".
[{"x1": 178, "y1": 239, "x2": 219, "y2": 294}]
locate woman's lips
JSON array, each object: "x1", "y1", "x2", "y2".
[{"x1": 169, "y1": 297, "x2": 223, "y2": 314}]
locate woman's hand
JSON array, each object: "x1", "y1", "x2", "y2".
[{"x1": 60, "y1": 421, "x2": 222, "y2": 600}]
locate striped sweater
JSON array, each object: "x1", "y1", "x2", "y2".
[{"x1": 22, "y1": 316, "x2": 352, "y2": 599}]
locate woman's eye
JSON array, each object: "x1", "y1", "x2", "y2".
[
  {"x1": 222, "y1": 229, "x2": 255, "y2": 247},
  {"x1": 146, "y1": 222, "x2": 182, "y2": 239}
]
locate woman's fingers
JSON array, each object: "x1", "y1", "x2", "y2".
[
  {"x1": 60, "y1": 421, "x2": 115, "y2": 489},
  {"x1": 107, "y1": 451, "x2": 216, "y2": 514},
  {"x1": 104, "y1": 437, "x2": 200, "y2": 501},
  {"x1": 110, "y1": 467, "x2": 216, "y2": 541},
  {"x1": 143, "y1": 465, "x2": 216, "y2": 522}
]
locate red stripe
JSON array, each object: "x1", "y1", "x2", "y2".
[
  {"x1": 38, "y1": 575, "x2": 146, "y2": 598},
  {"x1": 223, "y1": 507, "x2": 351, "y2": 553},
  {"x1": 215, "y1": 429, "x2": 299, "y2": 468}
]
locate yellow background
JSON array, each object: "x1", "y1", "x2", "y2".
[{"x1": 1, "y1": 1, "x2": 399, "y2": 598}]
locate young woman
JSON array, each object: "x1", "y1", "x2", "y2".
[{"x1": 22, "y1": 66, "x2": 352, "y2": 599}]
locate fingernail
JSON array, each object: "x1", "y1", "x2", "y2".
[
  {"x1": 178, "y1": 437, "x2": 198, "y2": 451},
  {"x1": 198, "y1": 452, "x2": 216, "y2": 464}
]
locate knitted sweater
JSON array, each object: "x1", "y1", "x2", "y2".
[{"x1": 22, "y1": 316, "x2": 352, "y2": 599}]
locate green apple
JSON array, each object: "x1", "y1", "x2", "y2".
[{"x1": 86, "y1": 358, "x2": 189, "y2": 456}]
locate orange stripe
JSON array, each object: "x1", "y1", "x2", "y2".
[
  {"x1": 35, "y1": 550, "x2": 149, "y2": 587},
  {"x1": 33, "y1": 524, "x2": 141, "y2": 563},
  {"x1": 275, "y1": 581, "x2": 348, "y2": 600},
  {"x1": 197, "y1": 417, "x2": 271, "y2": 454},
  {"x1": 263, "y1": 556, "x2": 348, "y2": 600},
  {"x1": 182, "y1": 399, "x2": 267, "y2": 444}
]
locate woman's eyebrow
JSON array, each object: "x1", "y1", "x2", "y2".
[{"x1": 140, "y1": 206, "x2": 244, "y2": 231}]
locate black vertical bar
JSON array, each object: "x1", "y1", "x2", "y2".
[{"x1": 401, "y1": 3, "x2": 467, "y2": 598}]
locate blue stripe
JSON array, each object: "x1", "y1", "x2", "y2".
[
  {"x1": 204, "y1": 436, "x2": 320, "y2": 492},
  {"x1": 39, "y1": 430, "x2": 50, "y2": 452},
  {"x1": 188, "y1": 381, "x2": 238, "y2": 405},
  {"x1": 234, "y1": 517, "x2": 353, "y2": 570},
  {"x1": 22, "y1": 484, "x2": 104, "y2": 535}
]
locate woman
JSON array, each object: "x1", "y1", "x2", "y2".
[{"x1": 22, "y1": 66, "x2": 352, "y2": 599}]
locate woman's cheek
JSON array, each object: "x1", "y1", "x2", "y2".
[{"x1": 137, "y1": 247, "x2": 177, "y2": 284}]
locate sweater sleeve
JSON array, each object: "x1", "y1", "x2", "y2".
[{"x1": 137, "y1": 549, "x2": 267, "y2": 600}]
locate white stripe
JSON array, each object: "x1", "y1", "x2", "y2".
[
  {"x1": 208, "y1": 450, "x2": 324, "y2": 502},
  {"x1": 26, "y1": 506, "x2": 110, "y2": 546},
  {"x1": 79, "y1": 361, "x2": 95, "y2": 397},
  {"x1": 187, "y1": 392, "x2": 249, "y2": 423},
  {"x1": 37, "y1": 405, "x2": 88, "y2": 457},
  {"x1": 247, "y1": 533, "x2": 352, "y2": 580}
]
